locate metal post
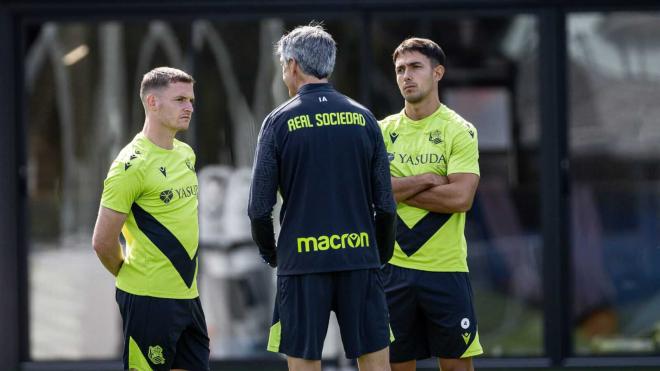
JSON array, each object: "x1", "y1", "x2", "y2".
[
  {"x1": 539, "y1": 6, "x2": 571, "y2": 366},
  {"x1": 0, "y1": 6, "x2": 22, "y2": 369}
]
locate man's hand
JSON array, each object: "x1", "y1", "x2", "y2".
[
  {"x1": 249, "y1": 217, "x2": 278, "y2": 268},
  {"x1": 259, "y1": 249, "x2": 277, "y2": 268},
  {"x1": 422, "y1": 172, "x2": 449, "y2": 187}
]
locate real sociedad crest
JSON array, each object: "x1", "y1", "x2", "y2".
[{"x1": 428, "y1": 130, "x2": 443, "y2": 145}]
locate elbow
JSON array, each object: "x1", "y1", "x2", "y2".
[
  {"x1": 247, "y1": 203, "x2": 273, "y2": 222},
  {"x1": 92, "y1": 237, "x2": 110, "y2": 256},
  {"x1": 247, "y1": 203, "x2": 257, "y2": 220},
  {"x1": 248, "y1": 211, "x2": 272, "y2": 224},
  {"x1": 456, "y1": 196, "x2": 475, "y2": 212},
  {"x1": 92, "y1": 241, "x2": 104, "y2": 256}
]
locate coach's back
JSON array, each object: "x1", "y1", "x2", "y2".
[{"x1": 249, "y1": 83, "x2": 391, "y2": 275}]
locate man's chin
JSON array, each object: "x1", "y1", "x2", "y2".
[{"x1": 403, "y1": 94, "x2": 423, "y2": 104}]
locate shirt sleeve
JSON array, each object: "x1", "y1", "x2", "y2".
[
  {"x1": 447, "y1": 124, "x2": 480, "y2": 176},
  {"x1": 370, "y1": 119, "x2": 397, "y2": 264},
  {"x1": 101, "y1": 156, "x2": 143, "y2": 214},
  {"x1": 371, "y1": 124, "x2": 396, "y2": 215},
  {"x1": 247, "y1": 116, "x2": 279, "y2": 257}
]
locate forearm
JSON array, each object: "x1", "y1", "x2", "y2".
[
  {"x1": 249, "y1": 216, "x2": 277, "y2": 267},
  {"x1": 94, "y1": 243, "x2": 124, "y2": 277},
  {"x1": 250, "y1": 216, "x2": 276, "y2": 253},
  {"x1": 404, "y1": 183, "x2": 474, "y2": 213},
  {"x1": 247, "y1": 175, "x2": 278, "y2": 267},
  {"x1": 391, "y1": 173, "x2": 445, "y2": 202},
  {"x1": 374, "y1": 209, "x2": 396, "y2": 265}
]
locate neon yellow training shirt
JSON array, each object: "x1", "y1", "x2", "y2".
[
  {"x1": 379, "y1": 105, "x2": 479, "y2": 272},
  {"x1": 101, "y1": 132, "x2": 200, "y2": 299}
]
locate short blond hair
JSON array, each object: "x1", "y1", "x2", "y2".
[{"x1": 139, "y1": 67, "x2": 194, "y2": 101}]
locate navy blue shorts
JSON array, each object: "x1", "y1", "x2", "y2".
[
  {"x1": 267, "y1": 269, "x2": 391, "y2": 360},
  {"x1": 381, "y1": 264, "x2": 483, "y2": 361},
  {"x1": 116, "y1": 289, "x2": 210, "y2": 371}
]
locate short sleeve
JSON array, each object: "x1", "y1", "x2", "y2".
[
  {"x1": 447, "y1": 124, "x2": 480, "y2": 176},
  {"x1": 101, "y1": 158, "x2": 143, "y2": 214}
]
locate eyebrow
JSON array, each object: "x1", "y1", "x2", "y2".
[{"x1": 396, "y1": 61, "x2": 424, "y2": 68}]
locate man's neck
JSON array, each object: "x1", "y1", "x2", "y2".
[
  {"x1": 295, "y1": 76, "x2": 328, "y2": 93},
  {"x1": 404, "y1": 98, "x2": 441, "y2": 121},
  {"x1": 142, "y1": 119, "x2": 176, "y2": 150}
]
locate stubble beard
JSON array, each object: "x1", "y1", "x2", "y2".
[
  {"x1": 403, "y1": 90, "x2": 425, "y2": 104},
  {"x1": 177, "y1": 118, "x2": 191, "y2": 131}
]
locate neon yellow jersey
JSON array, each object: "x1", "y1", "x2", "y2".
[
  {"x1": 379, "y1": 105, "x2": 479, "y2": 272},
  {"x1": 101, "y1": 132, "x2": 200, "y2": 299}
]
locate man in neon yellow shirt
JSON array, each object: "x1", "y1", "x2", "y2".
[
  {"x1": 93, "y1": 67, "x2": 209, "y2": 371},
  {"x1": 379, "y1": 38, "x2": 483, "y2": 371}
]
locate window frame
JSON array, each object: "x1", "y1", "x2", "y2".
[{"x1": 2, "y1": 1, "x2": 660, "y2": 370}]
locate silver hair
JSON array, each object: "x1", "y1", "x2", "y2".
[{"x1": 276, "y1": 24, "x2": 336, "y2": 79}]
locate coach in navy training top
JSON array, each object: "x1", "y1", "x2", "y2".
[
  {"x1": 247, "y1": 24, "x2": 396, "y2": 369},
  {"x1": 249, "y1": 81, "x2": 396, "y2": 275},
  {"x1": 248, "y1": 40, "x2": 396, "y2": 277}
]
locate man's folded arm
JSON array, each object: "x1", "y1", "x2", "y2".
[
  {"x1": 391, "y1": 172, "x2": 446, "y2": 202},
  {"x1": 404, "y1": 173, "x2": 479, "y2": 213}
]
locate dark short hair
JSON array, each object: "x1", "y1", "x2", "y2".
[
  {"x1": 392, "y1": 38, "x2": 446, "y2": 67},
  {"x1": 140, "y1": 67, "x2": 194, "y2": 100}
]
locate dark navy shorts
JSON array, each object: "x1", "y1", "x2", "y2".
[
  {"x1": 381, "y1": 264, "x2": 483, "y2": 362},
  {"x1": 267, "y1": 269, "x2": 392, "y2": 360},
  {"x1": 116, "y1": 289, "x2": 210, "y2": 371}
]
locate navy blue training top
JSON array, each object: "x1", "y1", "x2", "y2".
[{"x1": 248, "y1": 83, "x2": 396, "y2": 275}]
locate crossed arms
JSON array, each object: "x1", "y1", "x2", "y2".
[{"x1": 392, "y1": 172, "x2": 480, "y2": 213}]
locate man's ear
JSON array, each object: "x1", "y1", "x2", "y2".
[
  {"x1": 146, "y1": 94, "x2": 158, "y2": 111},
  {"x1": 290, "y1": 59, "x2": 300, "y2": 77},
  {"x1": 434, "y1": 64, "x2": 445, "y2": 82}
]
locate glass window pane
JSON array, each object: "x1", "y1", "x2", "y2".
[
  {"x1": 568, "y1": 11, "x2": 660, "y2": 356},
  {"x1": 370, "y1": 14, "x2": 543, "y2": 357}
]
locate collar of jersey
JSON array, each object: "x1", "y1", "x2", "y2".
[
  {"x1": 136, "y1": 132, "x2": 177, "y2": 153},
  {"x1": 297, "y1": 82, "x2": 333, "y2": 95},
  {"x1": 400, "y1": 104, "x2": 447, "y2": 127}
]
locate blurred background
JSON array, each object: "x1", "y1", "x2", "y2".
[{"x1": 1, "y1": 1, "x2": 660, "y2": 370}]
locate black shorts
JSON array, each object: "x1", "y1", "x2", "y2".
[
  {"x1": 116, "y1": 289, "x2": 210, "y2": 371},
  {"x1": 267, "y1": 269, "x2": 391, "y2": 360},
  {"x1": 381, "y1": 264, "x2": 483, "y2": 362}
]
